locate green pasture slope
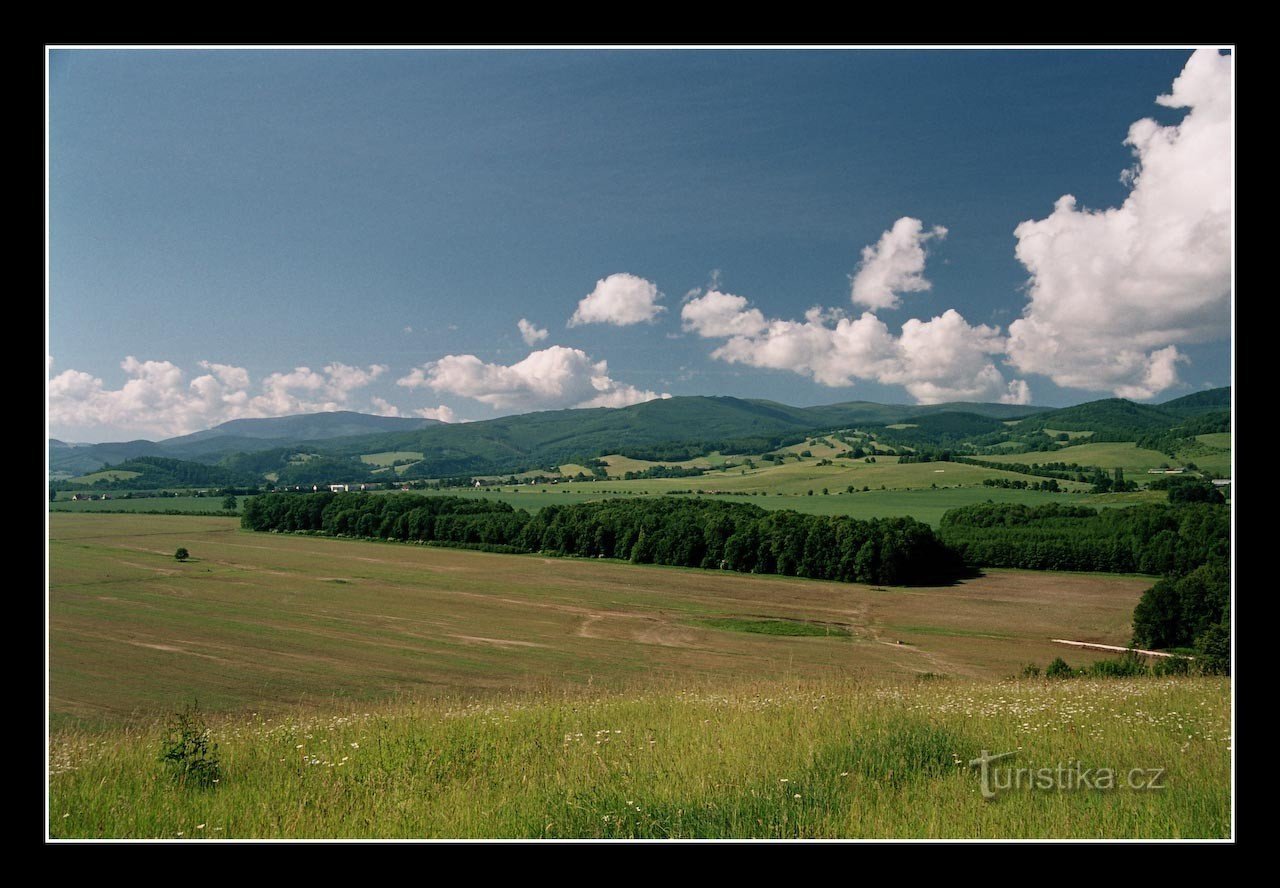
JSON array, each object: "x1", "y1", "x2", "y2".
[{"x1": 48, "y1": 512, "x2": 1229, "y2": 838}]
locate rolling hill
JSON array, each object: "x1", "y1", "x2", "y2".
[{"x1": 48, "y1": 411, "x2": 441, "y2": 475}]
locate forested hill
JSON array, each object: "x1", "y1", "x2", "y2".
[
  {"x1": 313, "y1": 396, "x2": 1043, "y2": 476},
  {"x1": 49, "y1": 411, "x2": 442, "y2": 475},
  {"x1": 1007, "y1": 387, "x2": 1230, "y2": 441},
  {"x1": 50, "y1": 388, "x2": 1228, "y2": 480}
]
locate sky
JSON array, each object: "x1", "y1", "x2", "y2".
[{"x1": 47, "y1": 46, "x2": 1233, "y2": 442}]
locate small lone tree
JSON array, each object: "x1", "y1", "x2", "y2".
[
  {"x1": 222, "y1": 495, "x2": 238, "y2": 512},
  {"x1": 160, "y1": 702, "x2": 221, "y2": 788},
  {"x1": 175, "y1": 547, "x2": 190, "y2": 562}
]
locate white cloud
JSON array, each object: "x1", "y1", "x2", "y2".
[
  {"x1": 48, "y1": 357, "x2": 390, "y2": 439},
  {"x1": 370, "y1": 396, "x2": 402, "y2": 417},
  {"x1": 414, "y1": 405, "x2": 458, "y2": 423},
  {"x1": 849, "y1": 217, "x2": 948, "y2": 310},
  {"x1": 680, "y1": 290, "x2": 768, "y2": 338},
  {"x1": 517, "y1": 318, "x2": 549, "y2": 345},
  {"x1": 685, "y1": 291, "x2": 1029, "y2": 405},
  {"x1": 1006, "y1": 49, "x2": 1231, "y2": 399},
  {"x1": 397, "y1": 345, "x2": 669, "y2": 411},
  {"x1": 568, "y1": 273, "x2": 665, "y2": 327}
]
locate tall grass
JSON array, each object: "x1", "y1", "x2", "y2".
[{"x1": 49, "y1": 675, "x2": 1230, "y2": 839}]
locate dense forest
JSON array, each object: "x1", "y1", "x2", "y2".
[
  {"x1": 242, "y1": 492, "x2": 967, "y2": 585},
  {"x1": 937, "y1": 501, "x2": 1229, "y2": 576}
]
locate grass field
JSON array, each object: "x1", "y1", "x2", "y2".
[
  {"x1": 535, "y1": 455, "x2": 1093, "y2": 496},
  {"x1": 359, "y1": 451, "x2": 423, "y2": 467},
  {"x1": 982, "y1": 442, "x2": 1181, "y2": 474},
  {"x1": 1196, "y1": 433, "x2": 1231, "y2": 450},
  {"x1": 47, "y1": 514, "x2": 1230, "y2": 839},
  {"x1": 48, "y1": 675, "x2": 1230, "y2": 838},
  {"x1": 49, "y1": 513, "x2": 1156, "y2": 728},
  {"x1": 49, "y1": 496, "x2": 239, "y2": 514},
  {"x1": 67, "y1": 469, "x2": 142, "y2": 484}
]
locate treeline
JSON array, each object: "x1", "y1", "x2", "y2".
[
  {"x1": 618, "y1": 434, "x2": 806, "y2": 463},
  {"x1": 621, "y1": 465, "x2": 707, "y2": 480},
  {"x1": 937, "y1": 501, "x2": 1229, "y2": 576},
  {"x1": 242, "y1": 492, "x2": 967, "y2": 585},
  {"x1": 981, "y1": 477, "x2": 1062, "y2": 492},
  {"x1": 1131, "y1": 562, "x2": 1230, "y2": 672},
  {"x1": 956, "y1": 456, "x2": 1110, "y2": 485}
]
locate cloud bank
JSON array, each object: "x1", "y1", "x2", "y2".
[
  {"x1": 1005, "y1": 48, "x2": 1231, "y2": 399},
  {"x1": 397, "y1": 345, "x2": 670, "y2": 411},
  {"x1": 48, "y1": 358, "x2": 391, "y2": 438},
  {"x1": 682, "y1": 292, "x2": 1029, "y2": 405}
]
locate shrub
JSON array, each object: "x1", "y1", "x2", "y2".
[
  {"x1": 160, "y1": 702, "x2": 221, "y2": 788},
  {"x1": 174, "y1": 547, "x2": 189, "y2": 562},
  {"x1": 1085, "y1": 651, "x2": 1149, "y2": 678},
  {"x1": 1153, "y1": 655, "x2": 1192, "y2": 676},
  {"x1": 1045, "y1": 657, "x2": 1074, "y2": 678}
]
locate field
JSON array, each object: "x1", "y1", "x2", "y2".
[
  {"x1": 50, "y1": 513, "x2": 1155, "y2": 728},
  {"x1": 359, "y1": 451, "x2": 424, "y2": 467},
  {"x1": 50, "y1": 496, "x2": 237, "y2": 514},
  {"x1": 49, "y1": 675, "x2": 1230, "y2": 838},
  {"x1": 983, "y1": 442, "x2": 1181, "y2": 474},
  {"x1": 48, "y1": 514, "x2": 1231, "y2": 838},
  {"x1": 66, "y1": 469, "x2": 142, "y2": 484},
  {"x1": 1197, "y1": 433, "x2": 1231, "y2": 450}
]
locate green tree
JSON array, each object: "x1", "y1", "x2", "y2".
[
  {"x1": 222, "y1": 495, "x2": 238, "y2": 511},
  {"x1": 174, "y1": 548, "x2": 190, "y2": 562}
]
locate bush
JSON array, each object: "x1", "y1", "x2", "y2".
[
  {"x1": 1085, "y1": 651, "x2": 1148, "y2": 678},
  {"x1": 160, "y1": 703, "x2": 221, "y2": 788},
  {"x1": 1045, "y1": 657, "x2": 1074, "y2": 678},
  {"x1": 1153, "y1": 655, "x2": 1192, "y2": 676},
  {"x1": 174, "y1": 547, "x2": 189, "y2": 562}
]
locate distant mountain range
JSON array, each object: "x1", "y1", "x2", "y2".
[
  {"x1": 48, "y1": 388, "x2": 1230, "y2": 480},
  {"x1": 49, "y1": 411, "x2": 440, "y2": 476}
]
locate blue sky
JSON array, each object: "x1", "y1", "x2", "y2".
[{"x1": 47, "y1": 47, "x2": 1233, "y2": 441}]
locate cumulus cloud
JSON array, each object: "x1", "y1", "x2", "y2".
[
  {"x1": 397, "y1": 345, "x2": 670, "y2": 411},
  {"x1": 680, "y1": 290, "x2": 768, "y2": 338},
  {"x1": 568, "y1": 273, "x2": 665, "y2": 327},
  {"x1": 48, "y1": 357, "x2": 390, "y2": 438},
  {"x1": 517, "y1": 318, "x2": 549, "y2": 345},
  {"x1": 684, "y1": 291, "x2": 1029, "y2": 405},
  {"x1": 1006, "y1": 49, "x2": 1231, "y2": 399},
  {"x1": 849, "y1": 217, "x2": 948, "y2": 310},
  {"x1": 370, "y1": 396, "x2": 402, "y2": 417},
  {"x1": 414, "y1": 405, "x2": 458, "y2": 423}
]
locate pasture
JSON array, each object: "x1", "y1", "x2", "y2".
[
  {"x1": 982, "y1": 442, "x2": 1180, "y2": 474},
  {"x1": 49, "y1": 513, "x2": 1153, "y2": 729}
]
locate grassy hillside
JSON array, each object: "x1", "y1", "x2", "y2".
[
  {"x1": 980, "y1": 442, "x2": 1177, "y2": 474},
  {"x1": 49, "y1": 675, "x2": 1229, "y2": 838},
  {"x1": 49, "y1": 513, "x2": 1152, "y2": 726}
]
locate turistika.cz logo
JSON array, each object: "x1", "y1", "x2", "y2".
[{"x1": 968, "y1": 749, "x2": 1166, "y2": 800}]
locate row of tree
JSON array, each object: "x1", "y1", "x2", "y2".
[
  {"x1": 242, "y1": 492, "x2": 967, "y2": 586},
  {"x1": 937, "y1": 501, "x2": 1229, "y2": 576}
]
